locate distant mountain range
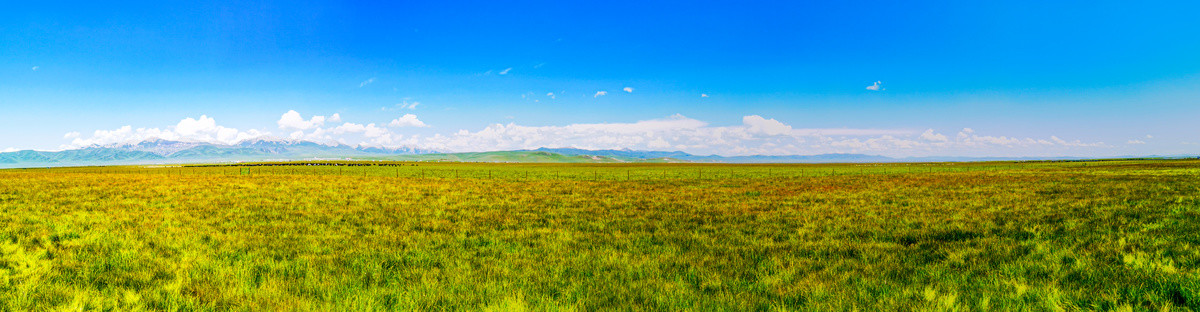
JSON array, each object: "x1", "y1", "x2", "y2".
[
  {"x1": 529, "y1": 147, "x2": 895, "y2": 163},
  {"x1": 0, "y1": 139, "x2": 433, "y2": 168},
  {"x1": 0, "y1": 139, "x2": 1192, "y2": 168}
]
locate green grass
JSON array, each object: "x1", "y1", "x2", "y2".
[{"x1": 1, "y1": 160, "x2": 1198, "y2": 311}]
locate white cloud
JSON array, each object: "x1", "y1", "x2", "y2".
[
  {"x1": 64, "y1": 131, "x2": 80, "y2": 139},
  {"x1": 1146, "y1": 134, "x2": 1153, "y2": 139},
  {"x1": 499, "y1": 68, "x2": 512, "y2": 75},
  {"x1": 67, "y1": 115, "x2": 269, "y2": 148},
  {"x1": 1127, "y1": 140, "x2": 1146, "y2": 145},
  {"x1": 946, "y1": 128, "x2": 1056, "y2": 147},
  {"x1": 176, "y1": 116, "x2": 217, "y2": 136},
  {"x1": 291, "y1": 127, "x2": 333, "y2": 142},
  {"x1": 416, "y1": 114, "x2": 707, "y2": 152},
  {"x1": 364, "y1": 126, "x2": 390, "y2": 138},
  {"x1": 547, "y1": 92, "x2": 555, "y2": 99},
  {"x1": 789, "y1": 128, "x2": 914, "y2": 136},
  {"x1": 31, "y1": 66, "x2": 39, "y2": 71},
  {"x1": 594, "y1": 91, "x2": 607, "y2": 98},
  {"x1": 388, "y1": 114, "x2": 428, "y2": 128},
  {"x1": 1048, "y1": 135, "x2": 1105, "y2": 147},
  {"x1": 647, "y1": 137, "x2": 671, "y2": 149},
  {"x1": 919, "y1": 129, "x2": 948, "y2": 142},
  {"x1": 333, "y1": 123, "x2": 390, "y2": 138},
  {"x1": 2, "y1": 148, "x2": 17, "y2": 153},
  {"x1": 70, "y1": 110, "x2": 414, "y2": 150},
  {"x1": 61, "y1": 111, "x2": 1113, "y2": 157},
  {"x1": 623, "y1": 87, "x2": 634, "y2": 93},
  {"x1": 359, "y1": 77, "x2": 376, "y2": 87},
  {"x1": 743, "y1": 115, "x2": 792, "y2": 136},
  {"x1": 866, "y1": 81, "x2": 883, "y2": 91},
  {"x1": 277, "y1": 110, "x2": 329, "y2": 130},
  {"x1": 701, "y1": 94, "x2": 709, "y2": 98},
  {"x1": 412, "y1": 116, "x2": 1107, "y2": 156},
  {"x1": 333, "y1": 123, "x2": 366, "y2": 134}
]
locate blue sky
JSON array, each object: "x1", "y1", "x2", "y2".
[{"x1": 2, "y1": 1, "x2": 1198, "y2": 157}]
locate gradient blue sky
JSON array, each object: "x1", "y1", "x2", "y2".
[{"x1": 2, "y1": 1, "x2": 1198, "y2": 157}]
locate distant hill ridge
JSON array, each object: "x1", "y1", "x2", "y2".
[
  {"x1": 529, "y1": 147, "x2": 894, "y2": 163},
  {"x1": 1, "y1": 139, "x2": 1182, "y2": 168},
  {"x1": 0, "y1": 139, "x2": 434, "y2": 167}
]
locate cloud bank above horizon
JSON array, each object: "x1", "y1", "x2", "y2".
[{"x1": 49, "y1": 111, "x2": 1120, "y2": 158}]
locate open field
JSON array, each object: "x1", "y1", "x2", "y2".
[{"x1": 1, "y1": 160, "x2": 1199, "y2": 311}]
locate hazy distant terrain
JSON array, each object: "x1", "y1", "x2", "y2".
[{"x1": 0, "y1": 139, "x2": 1162, "y2": 168}]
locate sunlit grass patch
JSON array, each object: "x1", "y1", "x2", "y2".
[{"x1": 0, "y1": 159, "x2": 1198, "y2": 310}]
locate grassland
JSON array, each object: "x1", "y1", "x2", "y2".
[{"x1": 1, "y1": 160, "x2": 1198, "y2": 311}]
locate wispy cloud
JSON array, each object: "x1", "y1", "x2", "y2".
[
  {"x1": 594, "y1": 91, "x2": 607, "y2": 98},
  {"x1": 547, "y1": 92, "x2": 555, "y2": 99},
  {"x1": 63, "y1": 131, "x2": 80, "y2": 139},
  {"x1": 359, "y1": 77, "x2": 376, "y2": 87},
  {"x1": 383, "y1": 101, "x2": 419, "y2": 111},
  {"x1": 701, "y1": 94, "x2": 709, "y2": 98},
  {"x1": 1127, "y1": 134, "x2": 1152, "y2": 145},
  {"x1": 31, "y1": 66, "x2": 39, "y2": 71},
  {"x1": 2, "y1": 148, "x2": 17, "y2": 153},
  {"x1": 623, "y1": 87, "x2": 634, "y2": 93},
  {"x1": 866, "y1": 81, "x2": 883, "y2": 91},
  {"x1": 499, "y1": 67, "x2": 512, "y2": 75}
]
